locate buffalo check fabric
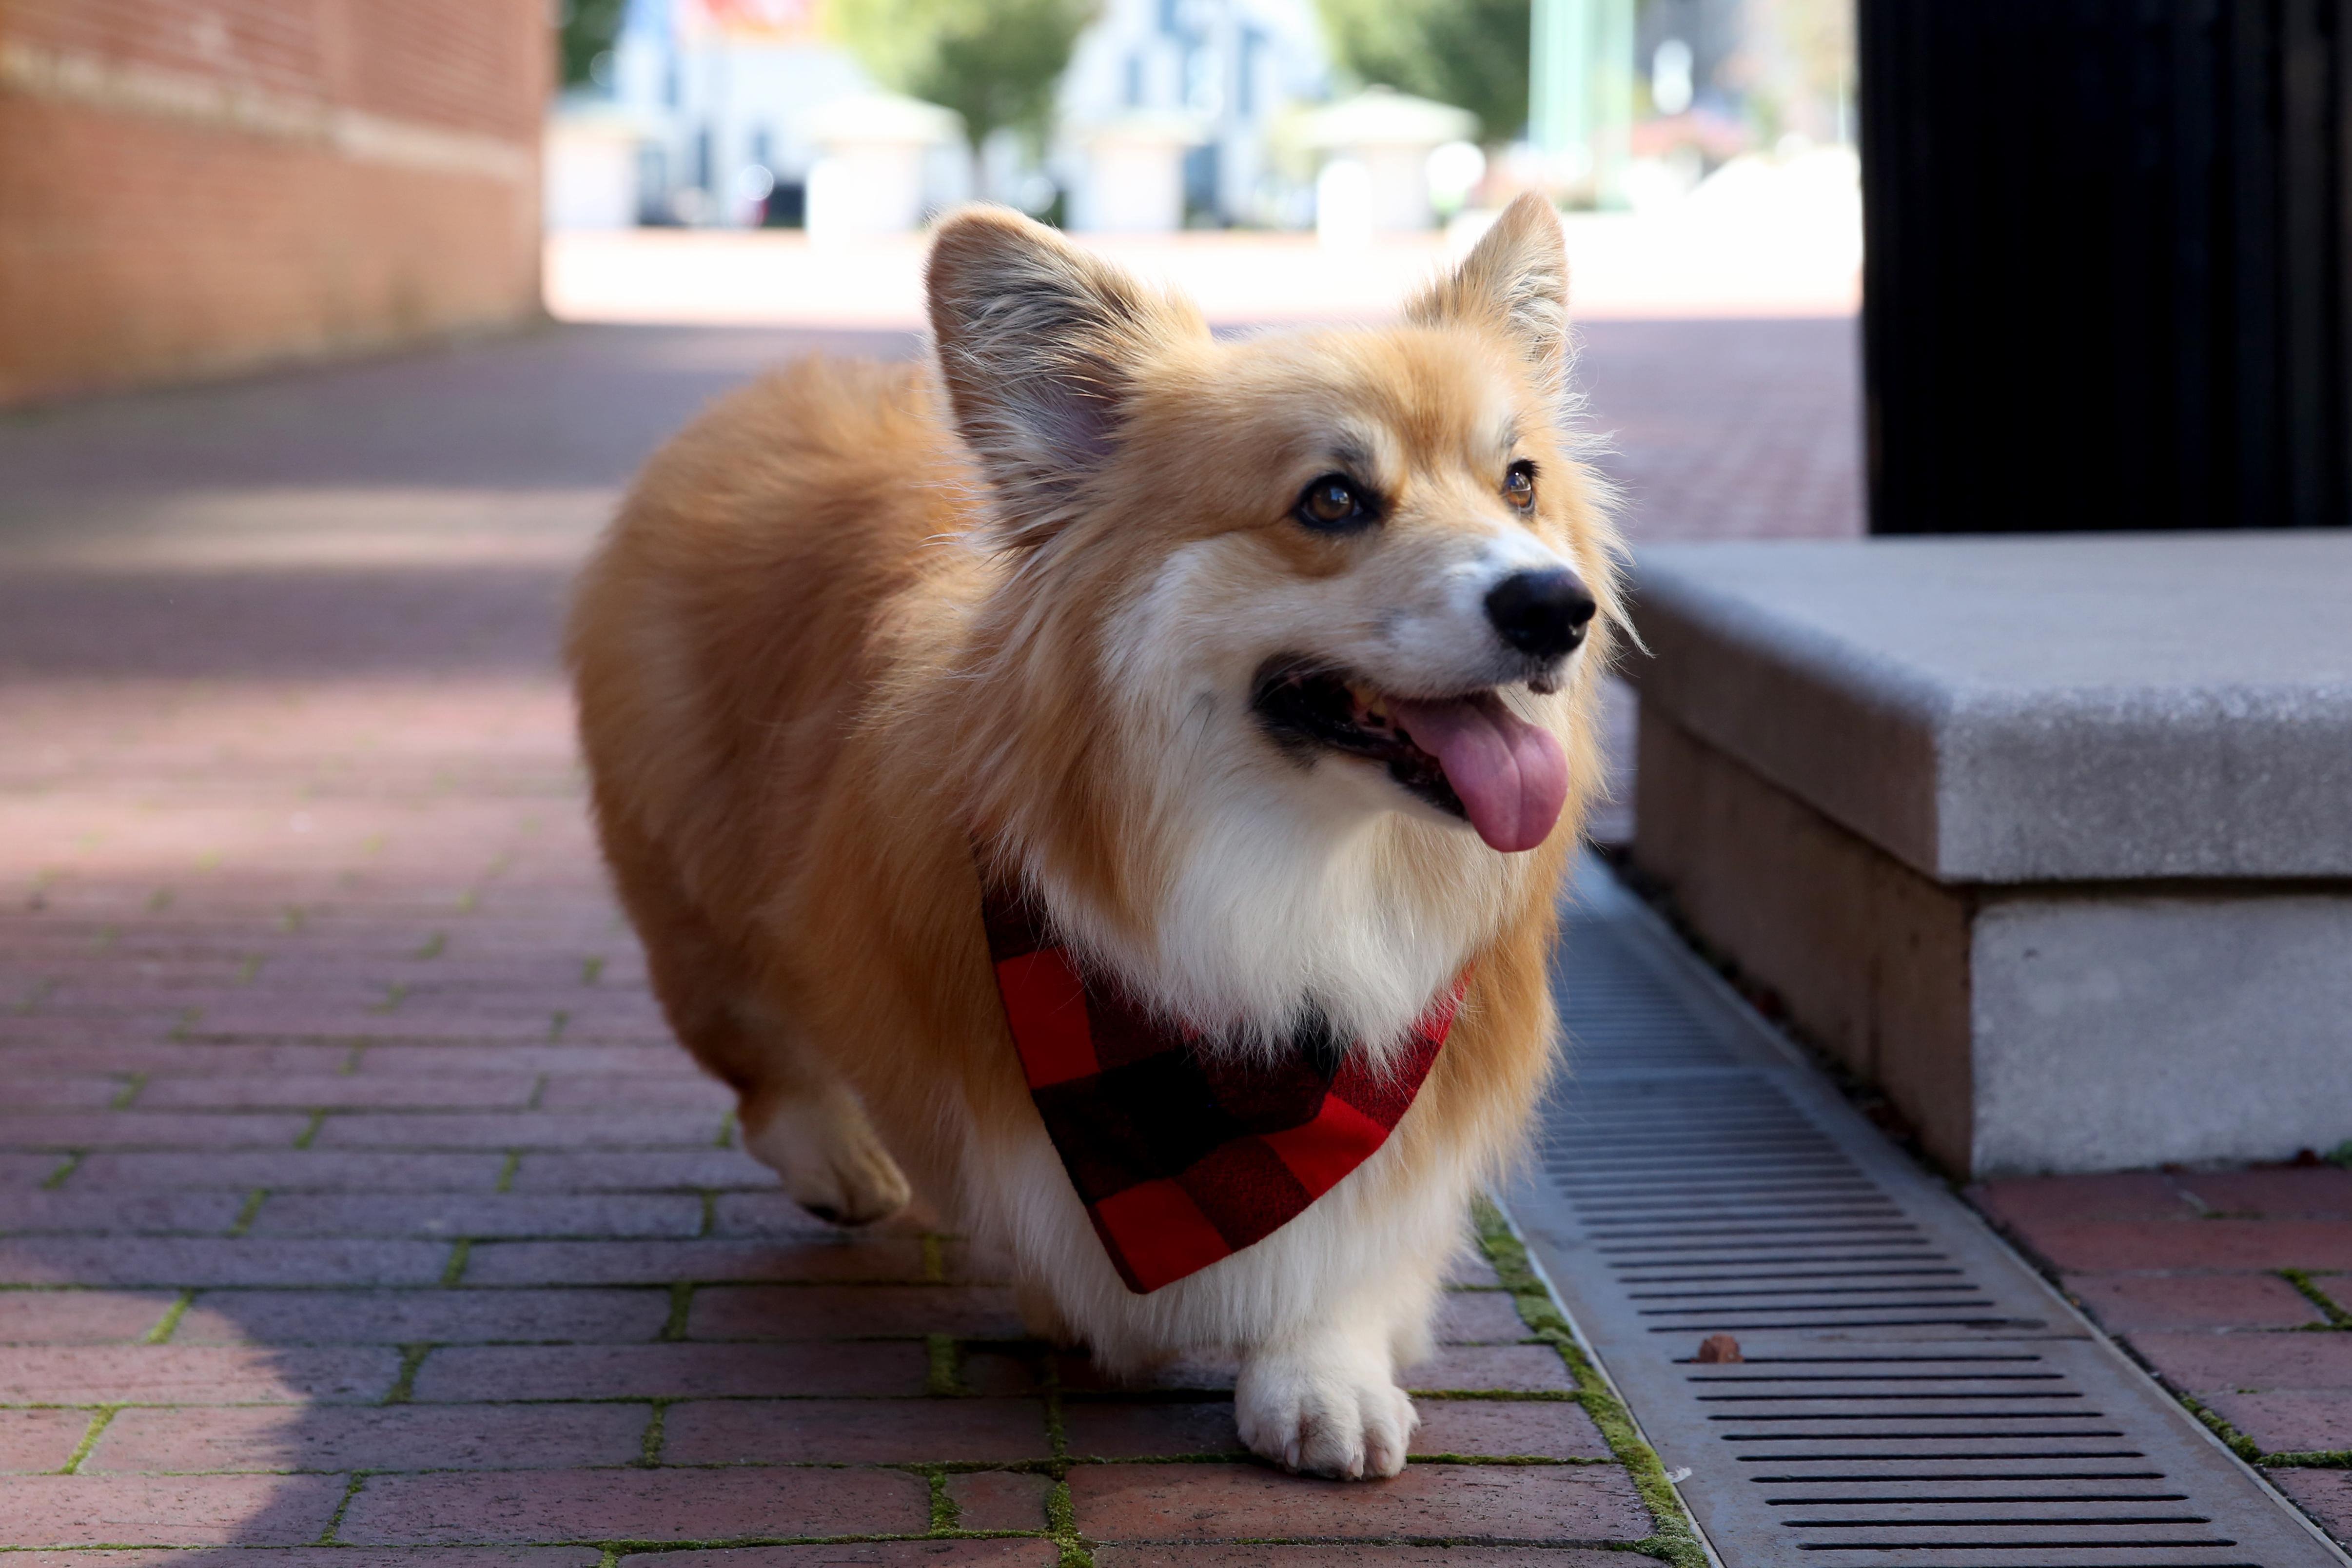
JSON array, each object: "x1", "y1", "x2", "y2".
[{"x1": 980, "y1": 876, "x2": 1462, "y2": 1294}]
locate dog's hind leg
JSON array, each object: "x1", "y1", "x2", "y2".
[
  {"x1": 602, "y1": 817, "x2": 911, "y2": 1226},
  {"x1": 725, "y1": 1000, "x2": 911, "y2": 1226}
]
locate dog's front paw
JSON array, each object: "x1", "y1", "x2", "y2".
[{"x1": 1235, "y1": 1343, "x2": 1417, "y2": 1480}]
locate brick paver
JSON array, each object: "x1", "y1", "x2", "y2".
[
  {"x1": 1067, "y1": 1463, "x2": 1651, "y2": 1546},
  {"x1": 1576, "y1": 316, "x2": 1862, "y2": 546},
  {"x1": 86, "y1": 1403, "x2": 651, "y2": 1474},
  {"x1": 1972, "y1": 1163, "x2": 2352, "y2": 1547},
  {"x1": 620, "y1": 1548, "x2": 1057, "y2": 1567},
  {"x1": 0, "y1": 321, "x2": 1735, "y2": 1558},
  {"x1": 2274, "y1": 1469, "x2": 2352, "y2": 1549},
  {"x1": 1091, "y1": 1553, "x2": 1632, "y2": 1567}
]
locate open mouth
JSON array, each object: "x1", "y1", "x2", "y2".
[{"x1": 1250, "y1": 658, "x2": 1569, "y2": 854}]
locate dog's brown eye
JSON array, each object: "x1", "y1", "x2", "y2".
[
  {"x1": 1503, "y1": 461, "x2": 1536, "y2": 511},
  {"x1": 1295, "y1": 474, "x2": 1371, "y2": 530}
]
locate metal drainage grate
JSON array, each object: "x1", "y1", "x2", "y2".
[{"x1": 1505, "y1": 857, "x2": 2348, "y2": 1568}]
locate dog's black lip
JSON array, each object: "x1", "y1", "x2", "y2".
[{"x1": 1249, "y1": 655, "x2": 1469, "y2": 821}]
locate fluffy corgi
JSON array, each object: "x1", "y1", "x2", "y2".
[{"x1": 567, "y1": 193, "x2": 1623, "y2": 1480}]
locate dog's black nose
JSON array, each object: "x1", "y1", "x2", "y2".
[{"x1": 1485, "y1": 568, "x2": 1598, "y2": 661}]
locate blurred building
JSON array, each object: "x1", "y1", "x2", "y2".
[
  {"x1": 596, "y1": 0, "x2": 964, "y2": 230},
  {"x1": 0, "y1": 0, "x2": 548, "y2": 407},
  {"x1": 576, "y1": 0, "x2": 1328, "y2": 234},
  {"x1": 1053, "y1": 0, "x2": 1329, "y2": 230},
  {"x1": 1300, "y1": 88, "x2": 1477, "y2": 237}
]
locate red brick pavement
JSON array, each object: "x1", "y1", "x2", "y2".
[
  {"x1": 0, "y1": 322, "x2": 1744, "y2": 1560},
  {"x1": 1971, "y1": 1165, "x2": 2352, "y2": 1548},
  {"x1": 1574, "y1": 316, "x2": 1862, "y2": 547},
  {"x1": 0, "y1": 665, "x2": 1647, "y2": 1555}
]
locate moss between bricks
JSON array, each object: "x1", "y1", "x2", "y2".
[
  {"x1": 383, "y1": 1344, "x2": 431, "y2": 1405},
  {"x1": 925, "y1": 1333, "x2": 963, "y2": 1397},
  {"x1": 2172, "y1": 1393, "x2": 2352, "y2": 1472},
  {"x1": 1476, "y1": 1198, "x2": 1709, "y2": 1568},
  {"x1": 316, "y1": 1470, "x2": 372, "y2": 1546},
  {"x1": 660, "y1": 1280, "x2": 694, "y2": 1341},
  {"x1": 637, "y1": 1401, "x2": 669, "y2": 1467},
  {"x1": 141, "y1": 1291, "x2": 194, "y2": 1345},
  {"x1": 2280, "y1": 1269, "x2": 2352, "y2": 1330},
  {"x1": 1039, "y1": 1335, "x2": 1093, "y2": 1568},
  {"x1": 57, "y1": 1407, "x2": 118, "y2": 1475},
  {"x1": 227, "y1": 1189, "x2": 267, "y2": 1238},
  {"x1": 2178, "y1": 1391, "x2": 2267, "y2": 1465}
]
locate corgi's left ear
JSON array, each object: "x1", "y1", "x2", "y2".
[
  {"x1": 1407, "y1": 191, "x2": 1571, "y2": 409},
  {"x1": 927, "y1": 205, "x2": 1205, "y2": 551}
]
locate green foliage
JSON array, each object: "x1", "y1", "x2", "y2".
[
  {"x1": 833, "y1": 0, "x2": 1098, "y2": 151},
  {"x1": 1319, "y1": 0, "x2": 1531, "y2": 145},
  {"x1": 558, "y1": 0, "x2": 629, "y2": 89}
]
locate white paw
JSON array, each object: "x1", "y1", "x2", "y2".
[
  {"x1": 1235, "y1": 1344, "x2": 1418, "y2": 1480},
  {"x1": 743, "y1": 1092, "x2": 911, "y2": 1227}
]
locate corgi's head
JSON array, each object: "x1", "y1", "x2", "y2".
[{"x1": 932, "y1": 196, "x2": 1620, "y2": 1025}]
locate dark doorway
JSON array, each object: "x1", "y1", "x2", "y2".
[{"x1": 1858, "y1": 0, "x2": 2352, "y2": 534}]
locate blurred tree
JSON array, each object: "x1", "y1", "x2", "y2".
[
  {"x1": 1742, "y1": 0, "x2": 1853, "y2": 145},
  {"x1": 558, "y1": 0, "x2": 629, "y2": 90},
  {"x1": 832, "y1": 0, "x2": 1098, "y2": 154},
  {"x1": 1319, "y1": 0, "x2": 1532, "y2": 146}
]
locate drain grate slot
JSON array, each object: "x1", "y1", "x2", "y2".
[{"x1": 1505, "y1": 858, "x2": 2347, "y2": 1568}]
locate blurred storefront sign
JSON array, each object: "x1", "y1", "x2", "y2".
[{"x1": 681, "y1": 0, "x2": 827, "y2": 44}]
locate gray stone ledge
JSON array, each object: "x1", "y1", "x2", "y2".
[
  {"x1": 1626, "y1": 531, "x2": 2352, "y2": 882},
  {"x1": 1632, "y1": 707, "x2": 2352, "y2": 1176},
  {"x1": 1973, "y1": 893, "x2": 2352, "y2": 1173}
]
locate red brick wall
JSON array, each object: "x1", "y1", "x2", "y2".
[{"x1": 0, "y1": 0, "x2": 549, "y2": 406}]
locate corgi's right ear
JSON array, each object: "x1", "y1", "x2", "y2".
[
  {"x1": 1406, "y1": 191, "x2": 1572, "y2": 420},
  {"x1": 926, "y1": 207, "x2": 1204, "y2": 551}
]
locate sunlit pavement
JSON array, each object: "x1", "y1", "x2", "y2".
[
  {"x1": 0, "y1": 296, "x2": 1866, "y2": 1555},
  {"x1": 545, "y1": 206, "x2": 1862, "y2": 330}
]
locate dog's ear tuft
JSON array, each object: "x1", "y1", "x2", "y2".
[
  {"x1": 927, "y1": 206, "x2": 1202, "y2": 550},
  {"x1": 1406, "y1": 191, "x2": 1571, "y2": 410}
]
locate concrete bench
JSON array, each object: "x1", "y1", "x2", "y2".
[{"x1": 1621, "y1": 532, "x2": 2352, "y2": 1178}]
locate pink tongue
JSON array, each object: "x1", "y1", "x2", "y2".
[{"x1": 1389, "y1": 694, "x2": 1568, "y2": 853}]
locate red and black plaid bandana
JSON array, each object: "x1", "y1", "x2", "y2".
[{"x1": 980, "y1": 875, "x2": 1462, "y2": 1294}]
